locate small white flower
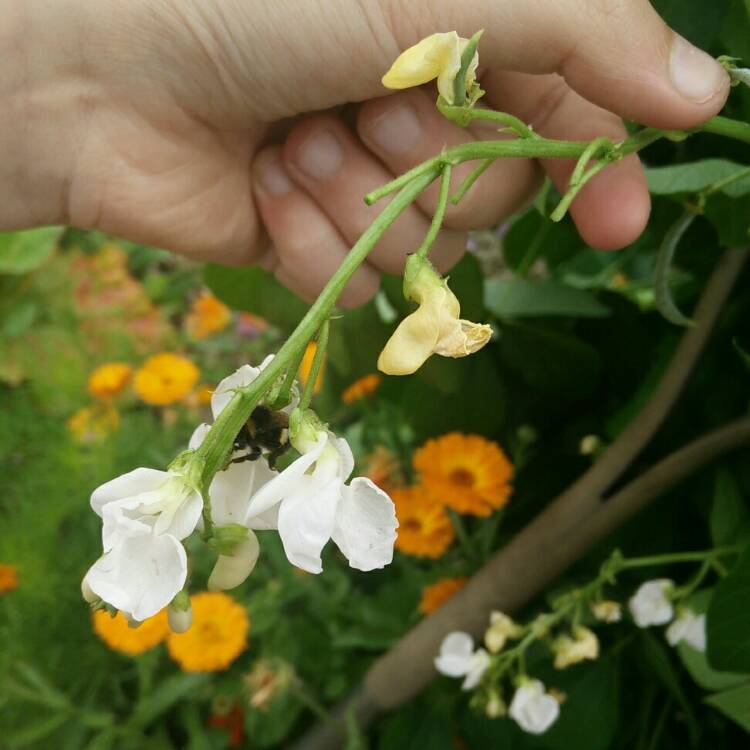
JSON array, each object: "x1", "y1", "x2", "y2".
[
  {"x1": 591, "y1": 600, "x2": 622, "y2": 624},
  {"x1": 553, "y1": 626, "x2": 599, "y2": 669},
  {"x1": 508, "y1": 680, "x2": 560, "y2": 735},
  {"x1": 244, "y1": 427, "x2": 397, "y2": 574},
  {"x1": 484, "y1": 611, "x2": 523, "y2": 653},
  {"x1": 84, "y1": 467, "x2": 203, "y2": 621},
  {"x1": 666, "y1": 609, "x2": 706, "y2": 652},
  {"x1": 434, "y1": 632, "x2": 490, "y2": 691},
  {"x1": 628, "y1": 579, "x2": 675, "y2": 627}
]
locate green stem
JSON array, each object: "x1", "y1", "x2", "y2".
[
  {"x1": 550, "y1": 160, "x2": 609, "y2": 222},
  {"x1": 299, "y1": 320, "x2": 329, "y2": 410},
  {"x1": 455, "y1": 108, "x2": 537, "y2": 139},
  {"x1": 699, "y1": 115, "x2": 750, "y2": 145},
  {"x1": 451, "y1": 158, "x2": 493, "y2": 204},
  {"x1": 619, "y1": 546, "x2": 741, "y2": 569},
  {"x1": 194, "y1": 168, "x2": 439, "y2": 487},
  {"x1": 415, "y1": 163, "x2": 452, "y2": 260},
  {"x1": 270, "y1": 346, "x2": 307, "y2": 411}
]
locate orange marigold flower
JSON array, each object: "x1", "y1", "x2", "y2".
[
  {"x1": 342, "y1": 374, "x2": 381, "y2": 404},
  {"x1": 185, "y1": 291, "x2": 232, "y2": 339},
  {"x1": 419, "y1": 576, "x2": 468, "y2": 615},
  {"x1": 92, "y1": 609, "x2": 169, "y2": 655},
  {"x1": 413, "y1": 433, "x2": 513, "y2": 517},
  {"x1": 393, "y1": 486, "x2": 454, "y2": 558},
  {"x1": 0, "y1": 564, "x2": 19, "y2": 594},
  {"x1": 167, "y1": 592, "x2": 249, "y2": 673},
  {"x1": 88, "y1": 362, "x2": 133, "y2": 399},
  {"x1": 133, "y1": 353, "x2": 200, "y2": 406},
  {"x1": 362, "y1": 445, "x2": 404, "y2": 494},
  {"x1": 68, "y1": 404, "x2": 121, "y2": 443},
  {"x1": 298, "y1": 342, "x2": 325, "y2": 395}
]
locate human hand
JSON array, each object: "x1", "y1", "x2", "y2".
[{"x1": 3, "y1": 0, "x2": 729, "y2": 306}]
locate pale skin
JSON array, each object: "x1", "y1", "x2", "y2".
[{"x1": 2, "y1": 0, "x2": 729, "y2": 307}]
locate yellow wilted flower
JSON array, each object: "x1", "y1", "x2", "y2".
[
  {"x1": 382, "y1": 32, "x2": 479, "y2": 105},
  {"x1": 378, "y1": 257, "x2": 492, "y2": 376}
]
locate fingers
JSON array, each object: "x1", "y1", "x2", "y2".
[
  {"x1": 281, "y1": 114, "x2": 466, "y2": 275},
  {"x1": 251, "y1": 147, "x2": 381, "y2": 308},
  {"x1": 357, "y1": 88, "x2": 541, "y2": 230},
  {"x1": 484, "y1": 71, "x2": 650, "y2": 250},
  {"x1": 393, "y1": 0, "x2": 729, "y2": 129}
]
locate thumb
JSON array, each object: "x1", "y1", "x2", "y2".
[{"x1": 396, "y1": 0, "x2": 729, "y2": 129}]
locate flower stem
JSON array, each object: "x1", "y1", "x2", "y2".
[
  {"x1": 299, "y1": 320, "x2": 329, "y2": 411},
  {"x1": 415, "y1": 163, "x2": 452, "y2": 261},
  {"x1": 699, "y1": 115, "x2": 750, "y2": 145}
]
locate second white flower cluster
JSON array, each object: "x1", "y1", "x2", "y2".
[{"x1": 82, "y1": 358, "x2": 398, "y2": 627}]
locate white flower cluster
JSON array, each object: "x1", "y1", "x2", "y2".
[
  {"x1": 82, "y1": 358, "x2": 398, "y2": 625},
  {"x1": 628, "y1": 579, "x2": 706, "y2": 652}
]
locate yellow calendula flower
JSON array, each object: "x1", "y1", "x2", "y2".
[
  {"x1": 382, "y1": 31, "x2": 479, "y2": 105},
  {"x1": 0, "y1": 564, "x2": 19, "y2": 594},
  {"x1": 133, "y1": 353, "x2": 200, "y2": 406},
  {"x1": 167, "y1": 592, "x2": 249, "y2": 673},
  {"x1": 378, "y1": 256, "x2": 492, "y2": 376},
  {"x1": 185, "y1": 291, "x2": 232, "y2": 339},
  {"x1": 392, "y1": 486, "x2": 454, "y2": 559},
  {"x1": 92, "y1": 609, "x2": 170, "y2": 656},
  {"x1": 298, "y1": 342, "x2": 325, "y2": 395},
  {"x1": 88, "y1": 362, "x2": 133, "y2": 400},
  {"x1": 68, "y1": 404, "x2": 121, "y2": 443},
  {"x1": 342, "y1": 374, "x2": 381, "y2": 404},
  {"x1": 419, "y1": 577, "x2": 467, "y2": 615},
  {"x1": 413, "y1": 433, "x2": 513, "y2": 517}
]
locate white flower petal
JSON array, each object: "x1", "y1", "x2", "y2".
[
  {"x1": 211, "y1": 364, "x2": 262, "y2": 419},
  {"x1": 155, "y1": 487, "x2": 203, "y2": 541},
  {"x1": 628, "y1": 579, "x2": 675, "y2": 628},
  {"x1": 461, "y1": 648, "x2": 490, "y2": 690},
  {"x1": 509, "y1": 680, "x2": 560, "y2": 735},
  {"x1": 189, "y1": 423, "x2": 210, "y2": 450},
  {"x1": 209, "y1": 459, "x2": 277, "y2": 526},
  {"x1": 330, "y1": 436, "x2": 355, "y2": 482},
  {"x1": 666, "y1": 610, "x2": 706, "y2": 652},
  {"x1": 208, "y1": 533, "x2": 261, "y2": 591},
  {"x1": 85, "y1": 532, "x2": 187, "y2": 621},
  {"x1": 101, "y1": 496, "x2": 153, "y2": 551},
  {"x1": 332, "y1": 478, "x2": 397, "y2": 571},
  {"x1": 91, "y1": 468, "x2": 169, "y2": 517},
  {"x1": 276, "y1": 480, "x2": 340, "y2": 574},
  {"x1": 244, "y1": 433, "x2": 328, "y2": 522},
  {"x1": 435, "y1": 632, "x2": 475, "y2": 677}
]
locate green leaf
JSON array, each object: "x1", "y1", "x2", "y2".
[
  {"x1": 707, "y1": 545, "x2": 750, "y2": 672},
  {"x1": 7, "y1": 712, "x2": 70, "y2": 748},
  {"x1": 204, "y1": 263, "x2": 308, "y2": 329},
  {"x1": 711, "y1": 467, "x2": 750, "y2": 546},
  {"x1": 705, "y1": 682, "x2": 750, "y2": 732},
  {"x1": 0, "y1": 227, "x2": 63, "y2": 275},
  {"x1": 646, "y1": 159, "x2": 750, "y2": 196},
  {"x1": 704, "y1": 195, "x2": 750, "y2": 247},
  {"x1": 485, "y1": 278, "x2": 610, "y2": 319},
  {"x1": 654, "y1": 211, "x2": 696, "y2": 327},
  {"x1": 653, "y1": 0, "x2": 731, "y2": 47},
  {"x1": 129, "y1": 674, "x2": 209, "y2": 729}
]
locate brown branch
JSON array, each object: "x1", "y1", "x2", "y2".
[{"x1": 292, "y1": 247, "x2": 747, "y2": 750}]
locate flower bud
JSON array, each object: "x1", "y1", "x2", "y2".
[
  {"x1": 628, "y1": 579, "x2": 675, "y2": 627},
  {"x1": 591, "y1": 600, "x2": 622, "y2": 624},
  {"x1": 208, "y1": 534, "x2": 260, "y2": 591},
  {"x1": 666, "y1": 608, "x2": 706, "y2": 652},
  {"x1": 168, "y1": 602, "x2": 193, "y2": 633},
  {"x1": 484, "y1": 611, "x2": 523, "y2": 653},
  {"x1": 485, "y1": 692, "x2": 506, "y2": 718}
]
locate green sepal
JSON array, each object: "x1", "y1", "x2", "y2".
[
  {"x1": 171, "y1": 589, "x2": 191, "y2": 612},
  {"x1": 452, "y1": 29, "x2": 484, "y2": 106},
  {"x1": 207, "y1": 524, "x2": 249, "y2": 556}
]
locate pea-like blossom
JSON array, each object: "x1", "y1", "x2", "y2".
[
  {"x1": 591, "y1": 600, "x2": 622, "y2": 624},
  {"x1": 381, "y1": 32, "x2": 479, "y2": 104},
  {"x1": 434, "y1": 631, "x2": 490, "y2": 690},
  {"x1": 508, "y1": 680, "x2": 560, "y2": 735},
  {"x1": 552, "y1": 626, "x2": 599, "y2": 669},
  {"x1": 242, "y1": 424, "x2": 398, "y2": 574},
  {"x1": 628, "y1": 579, "x2": 675, "y2": 627},
  {"x1": 484, "y1": 611, "x2": 523, "y2": 653},
  {"x1": 83, "y1": 468, "x2": 203, "y2": 621},
  {"x1": 378, "y1": 257, "x2": 492, "y2": 376},
  {"x1": 666, "y1": 609, "x2": 706, "y2": 652}
]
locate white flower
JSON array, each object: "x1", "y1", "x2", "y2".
[
  {"x1": 434, "y1": 632, "x2": 491, "y2": 690},
  {"x1": 666, "y1": 609, "x2": 706, "y2": 652},
  {"x1": 84, "y1": 468, "x2": 202, "y2": 621},
  {"x1": 484, "y1": 611, "x2": 523, "y2": 653},
  {"x1": 508, "y1": 680, "x2": 560, "y2": 735},
  {"x1": 243, "y1": 427, "x2": 397, "y2": 574},
  {"x1": 628, "y1": 579, "x2": 675, "y2": 627},
  {"x1": 591, "y1": 600, "x2": 622, "y2": 624},
  {"x1": 553, "y1": 626, "x2": 600, "y2": 669}
]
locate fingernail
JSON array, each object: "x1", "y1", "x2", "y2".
[
  {"x1": 670, "y1": 35, "x2": 728, "y2": 104},
  {"x1": 367, "y1": 103, "x2": 422, "y2": 155},
  {"x1": 255, "y1": 156, "x2": 292, "y2": 196},
  {"x1": 296, "y1": 130, "x2": 343, "y2": 181}
]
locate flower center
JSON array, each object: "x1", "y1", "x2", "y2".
[
  {"x1": 449, "y1": 467, "x2": 475, "y2": 488},
  {"x1": 198, "y1": 622, "x2": 223, "y2": 643},
  {"x1": 403, "y1": 518, "x2": 422, "y2": 534}
]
